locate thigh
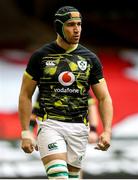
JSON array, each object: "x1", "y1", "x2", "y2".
[
  {"x1": 37, "y1": 126, "x2": 67, "y2": 159},
  {"x1": 66, "y1": 124, "x2": 89, "y2": 168}
]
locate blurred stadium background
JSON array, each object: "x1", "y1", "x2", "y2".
[{"x1": 0, "y1": 0, "x2": 138, "y2": 179}]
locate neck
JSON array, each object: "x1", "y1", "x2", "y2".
[{"x1": 56, "y1": 35, "x2": 78, "y2": 51}]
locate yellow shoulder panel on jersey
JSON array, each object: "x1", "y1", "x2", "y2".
[
  {"x1": 24, "y1": 71, "x2": 33, "y2": 79},
  {"x1": 99, "y1": 78, "x2": 105, "y2": 83}
]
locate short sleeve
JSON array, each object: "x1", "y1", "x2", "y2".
[
  {"x1": 26, "y1": 51, "x2": 42, "y2": 81},
  {"x1": 89, "y1": 55, "x2": 104, "y2": 85}
]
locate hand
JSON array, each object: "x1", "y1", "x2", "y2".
[
  {"x1": 21, "y1": 138, "x2": 36, "y2": 153},
  {"x1": 95, "y1": 131, "x2": 111, "y2": 151},
  {"x1": 88, "y1": 131, "x2": 98, "y2": 144},
  {"x1": 21, "y1": 130, "x2": 38, "y2": 153}
]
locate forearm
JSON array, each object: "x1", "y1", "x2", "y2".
[
  {"x1": 98, "y1": 96, "x2": 113, "y2": 133},
  {"x1": 18, "y1": 95, "x2": 32, "y2": 130}
]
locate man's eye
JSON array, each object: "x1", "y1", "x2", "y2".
[{"x1": 67, "y1": 23, "x2": 73, "y2": 26}]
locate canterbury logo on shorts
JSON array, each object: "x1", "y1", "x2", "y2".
[{"x1": 48, "y1": 142, "x2": 58, "y2": 151}]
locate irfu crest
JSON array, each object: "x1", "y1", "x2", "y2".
[{"x1": 77, "y1": 61, "x2": 87, "y2": 71}]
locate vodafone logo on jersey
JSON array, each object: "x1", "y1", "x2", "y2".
[{"x1": 58, "y1": 71, "x2": 75, "y2": 86}]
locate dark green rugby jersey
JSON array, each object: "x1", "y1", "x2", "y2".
[{"x1": 26, "y1": 41, "x2": 103, "y2": 124}]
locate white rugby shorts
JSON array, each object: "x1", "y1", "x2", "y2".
[{"x1": 37, "y1": 119, "x2": 89, "y2": 168}]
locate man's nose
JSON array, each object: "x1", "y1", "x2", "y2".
[{"x1": 74, "y1": 26, "x2": 79, "y2": 33}]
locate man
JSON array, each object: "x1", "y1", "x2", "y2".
[{"x1": 18, "y1": 6, "x2": 113, "y2": 179}]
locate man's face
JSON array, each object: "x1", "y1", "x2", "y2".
[{"x1": 63, "y1": 19, "x2": 82, "y2": 44}]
